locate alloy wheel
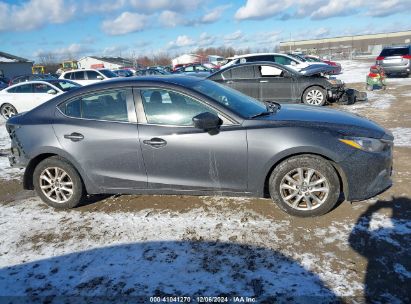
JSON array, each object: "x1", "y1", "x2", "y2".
[
  {"x1": 279, "y1": 167, "x2": 329, "y2": 210},
  {"x1": 1, "y1": 104, "x2": 17, "y2": 119},
  {"x1": 39, "y1": 167, "x2": 74, "y2": 204},
  {"x1": 305, "y1": 90, "x2": 324, "y2": 105}
]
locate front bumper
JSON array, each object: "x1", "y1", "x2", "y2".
[
  {"x1": 328, "y1": 87, "x2": 367, "y2": 104},
  {"x1": 339, "y1": 145, "x2": 393, "y2": 201}
]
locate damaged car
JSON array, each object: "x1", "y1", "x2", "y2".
[
  {"x1": 7, "y1": 76, "x2": 392, "y2": 217},
  {"x1": 208, "y1": 62, "x2": 366, "y2": 106}
]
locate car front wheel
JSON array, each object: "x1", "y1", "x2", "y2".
[
  {"x1": 33, "y1": 156, "x2": 85, "y2": 209},
  {"x1": 0, "y1": 103, "x2": 17, "y2": 119},
  {"x1": 302, "y1": 86, "x2": 326, "y2": 106},
  {"x1": 269, "y1": 155, "x2": 340, "y2": 217}
]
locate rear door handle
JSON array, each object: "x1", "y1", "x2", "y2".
[
  {"x1": 143, "y1": 137, "x2": 167, "y2": 148},
  {"x1": 226, "y1": 81, "x2": 234, "y2": 84},
  {"x1": 64, "y1": 132, "x2": 84, "y2": 142},
  {"x1": 259, "y1": 80, "x2": 269, "y2": 83}
]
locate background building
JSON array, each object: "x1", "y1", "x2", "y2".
[
  {"x1": 0, "y1": 51, "x2": 33, "y2": 78},
  {"x1": 280, "y1": 30, "x2": 411, "y2": 59},
  {"x1": 78, "y1": 56, "x2": 135, "y2": 69}
]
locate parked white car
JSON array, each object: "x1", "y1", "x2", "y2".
[
  {"x1": 59, "y1": 69, "x2": 118, "y2": 86},
  {"x1": 221, "y1": 53, "x2": 326, "y2": 73},
  {"x1": 0, "y1": 80, "x2": 81, "y2": 119}
]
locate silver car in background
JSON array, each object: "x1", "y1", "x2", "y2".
[{"x1": 376, "y1": 45, "x2": 411, "y2": 77}]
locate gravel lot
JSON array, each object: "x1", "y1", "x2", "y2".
[{"x1": 0, "y1": 60, "x2": 410, "y2": 303}]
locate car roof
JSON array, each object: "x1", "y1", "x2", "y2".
[
  {"x1": 227, "y1": 53, "x2": 290, "y2": 60},
  {"x1": 383, "y1": 45, "x2": 410, "y2": 49},
  {"x1": 62, "y1": 68, "x2": 108, "y2": 73},
  {"x1": 5, "y1": 80, "x2": 56, "y2": 89},
  {"x1": 54, "y1": 76, "x2": 203, "y2": 95}
]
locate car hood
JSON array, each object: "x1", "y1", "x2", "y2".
[
  {"x1": 299, "y1": 64, "x2": 336, "y2": 76},
  {"x1": 256, "y1": 104, "x2": 390, "y2": 139}
]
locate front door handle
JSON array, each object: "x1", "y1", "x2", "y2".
[
  {"x1": 143, "y1": 137, "x2": 167, "y2": 148},
  {"x1": 259, "y1": 80, "x2": 269, "y2": 83},
  {"x1": 64, "y1": 132, "x2": 84, "y2": 142},
  {"x1": 226, "y1": 80, "x2": 234, "y2": 84}
]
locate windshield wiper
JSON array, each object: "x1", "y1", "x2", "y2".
[
  {"x1": 250, "y1": 111, "x2": 273, "y2": 119},
  {"x1": 264, "y1": 100, "x2": 281, "y2": 111},
  {"x1": 250, "y1": 101, "x2": 281, "y2": 119}
]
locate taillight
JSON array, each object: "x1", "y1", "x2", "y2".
[
  {"x1": 403, "y1": 55, "x2": 411, "y2": 59},
  {"x1": 376, "y1": 56, "x2": 384, "y2": 61}
]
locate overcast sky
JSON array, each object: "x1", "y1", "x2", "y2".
[{"x1": 1, "y1": 0, "x2": 410, "y2": 62}]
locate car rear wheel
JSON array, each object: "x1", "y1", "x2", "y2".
[
  {"x1": 0, "y1": 103, "x2": 17, "y2": 119},
  {"x1": 33, "y1": 156, "x2": 85, "y2": 209},
  {"x1": 302, "y1": 86, "x2": 326, "y2": 106},
  {"x1": 269, "y1": 155, "x2": 340, "y2": 217}
]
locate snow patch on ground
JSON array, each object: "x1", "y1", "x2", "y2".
[
  {"x1": 339, "y1": 91, "x2": 396, "y2": 114},
  {"x1": 336, "y1": 60, "x2": 370, "y2": 84},
  {"x1": 0, "y1": 198, "x2": 364, "y2": 299},
  {"x1": 390, "y1": 128, "x2": 411, "y2": 147}
]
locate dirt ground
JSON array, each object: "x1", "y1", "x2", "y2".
[{"x1": 0, "y1": 64, "x2": 410, "y2": 303}]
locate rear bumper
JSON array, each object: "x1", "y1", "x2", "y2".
[
  {"x1": 8, "y1": 148, "x2": 28, "y2": 168},
  {"x1": 381, "y1": 64, "x2": 411, "y2": 74}
]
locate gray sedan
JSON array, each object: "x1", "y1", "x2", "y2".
[{"x1": 6, "y1": 76, "x2": 393, "y2": 216}]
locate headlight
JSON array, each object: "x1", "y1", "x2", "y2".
[
  {"x1": 339, "y1": 137, "x2": 387, "y2": 152},
  {"x1": 327, "y1": 79, "x2": 342, "y2": 85}
]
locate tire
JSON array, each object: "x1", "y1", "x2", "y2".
[
  {"x1": 0, "y1": 103, "x2": 18, "y2": 119},
  {"x1": 302, "y1": 86, "x2": 326, "y2": 106},
  {"x1": 33, "y1": 156, "x2": 85, "y2": 209},
  {"x1": 269, "y1": 155, "x2": 340, "y2": 217}
]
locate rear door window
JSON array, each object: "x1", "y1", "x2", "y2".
[
  {"x1": 231, "y1": 66, "x2": 255, "y2": 79},
  {"x1": 73, "y1": 71, "x2": 85, "y2": 80},
  {"x1": 86, "y1": 71, "x2": 100, "y2": 80},
  {"x1": 9, "y1": 83, "x2": 33, "y2": 93},
  {"x1": 60, "y1": 89, "x2": 129, "y2": 122}
]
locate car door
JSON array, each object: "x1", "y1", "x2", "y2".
[
  {"x1": 221, "y1": 66, "x2": 260, "y2": 100},
  {"x1": 256, "y1": 65, "x2": 297, "y2": 103},
  {"x1": 53, "y1": 88, "x2": 147, "y2": 190},
  {"x1": 7, "y1": 83, "x2": 35, "y2": 113},
  {"x1": 70, "y1": 71, "x2": 88, "y2": 86},
  {"x1": 32, "y1": 82, "x2": 58, "y2": 106},
  {"x1": 85, "y1": 70, "x2": 104, "y2": 85},
  {"x1": 135, "y1": 87, "x2": 248, "y2": 192}
]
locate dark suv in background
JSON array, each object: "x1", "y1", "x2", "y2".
[{"x1": 376, "y1": 45, "x2": 411, "y2": 77}]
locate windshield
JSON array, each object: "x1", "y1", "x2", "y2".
[
  {"x1": 51, "y1": 80, "x2": 81, "y2": 92},
  {"x1": 190, "y1": 80, "x2": 267, "y2": 118},
  {"x1": 99, "y1": 69, "x2": 118, "y2": 78}
]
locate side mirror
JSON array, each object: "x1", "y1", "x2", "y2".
[
  {"x1": 96, "y1": 75, "x2": 103, "y2": 80},
  {"x1": 192, "y1": 112, "x2": 222, "y2": 131},
  {"x1": 47, "y1": 89, "x2": 57, "y2": 95},
  {"x1": 282, "y1": 71, "x2": 291, "y2": 77}
]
